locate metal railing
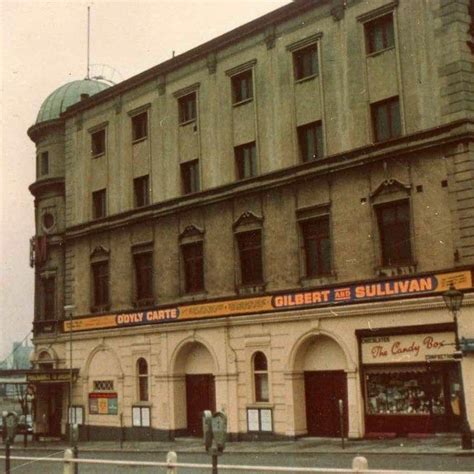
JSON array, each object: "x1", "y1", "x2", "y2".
[{"x1": 0, "y1": 450, "x2": 468, "y2": 474}]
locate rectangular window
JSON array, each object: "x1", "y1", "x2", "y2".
[
  {"x1": 301, "y1": 217, "x2": 331, "y2": 277},
  {"x1": 235, "y1": 142, "x2": 257, "y2": 180},
  {"x1": 182, "y1": 242, "x2": 204, "y2": 293},
  {"x1": 92, "y1": 261, "x2": 109, "y2": 309},
  {"x1": 178, "y1": 92, "x2": 197, "y2": 124},
  {"x1": 232, "y1": 70, "x2": 253, "y2": 104},
  {"x1": 91, "y1": 129, "x2": 106, "y2": 156},
  {"x1": 377, "y1": 200, "x2": 412, "y2": 266},
  {"x1": 40, "y1": 152, "x2": 49, "y2": 175},
  {"x1": 181, "y1": 159, "x2": 200, "y2": 194},
  {"x1": 365, "y1": 14, "x2": 394, "y2": 54},
  {"x1": 237, "y1": 230, "x2": 263, "y2": 285},
  {"x1": 293, "y1": 44, "x2": 318, "y2": 80},
  {"x1": 42, "y1": 277, "x2": 55, "y2": 319},
  {"x1": 92, "y1": 189, "x2": 106, "y2": 219},
  {"x1": 371, "y1": 97, "x2": 401, "y2": 142},
  {"x1": 132, "y1": 406, "x2": 150, "y2": 427},
  {"x1": 134, "y1": 175, "x2": 150, "y2": 207},
  {"x1": 298, "y1": 121, "x2": 324, "y2": 162},
  {"x1": 132, "y1": 112, "x2": 148, "y2": 141},
  {"x1": 134, "y1": 252, "x2": 153, "y2": 303}
]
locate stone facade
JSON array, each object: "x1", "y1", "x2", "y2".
[{"x1": 28, "y1": 0, "x2": 474, "y2": 441}]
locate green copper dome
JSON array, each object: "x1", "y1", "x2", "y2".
[{"x1": 36, "y1": 79, "x2": 110, "y2": 124}]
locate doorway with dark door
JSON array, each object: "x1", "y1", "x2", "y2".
[
  {"x1": 304, "y1": 370, "x2": 348, "y2": 437},
  {"x1": 47, "y1": 384, "x2": 63, "y2": 437},
  {"x1": 185, "y1": 374, "x2": 216, "y2": 436}
]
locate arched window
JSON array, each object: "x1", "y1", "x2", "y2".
[
  {"x1": 253, "y1": 351, "x2": 269, "y2": 402},
  {"x1": 137, "y1": 358, "x2": 149, "y2": 401}
]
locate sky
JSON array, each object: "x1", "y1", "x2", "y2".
[{"x1": 0, "y1": 0, "x2": 289, "y2": 361}]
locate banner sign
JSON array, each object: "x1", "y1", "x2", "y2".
[
  {"x1": 27, "y1": 371, "x2": 78, "y2": 383},
  {"x1": 64, "y1": 270, "x2": 472, "y2": 333},
  {"x1": 89, "y1": 392, "x2": 118, "y2": 415},
  {"x1": 361, "y1": 331, "x2": 456, "y2": 364}
]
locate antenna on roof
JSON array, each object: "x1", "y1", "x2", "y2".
[{"x1": 87, "y1": 5, "x2": 91, "y2": 79}]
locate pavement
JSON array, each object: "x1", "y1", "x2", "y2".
[{"x1": 7, "y1": 435, "x2": 474, "y2": 456}]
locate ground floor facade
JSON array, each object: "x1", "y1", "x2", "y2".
[{"x1": 30, "y1": 270, "x2": 474, "y2": 441}]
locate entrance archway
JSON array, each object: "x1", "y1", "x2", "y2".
[
  {"x1": 294, "y1": 334, "x2": 349, "y2": 437},
  {"x1": 172, "y1": 341, "x2": 216, "y2": 436}
]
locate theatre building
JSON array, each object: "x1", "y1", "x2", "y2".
[{"x1": 27, "y1": 0, "x2": 474, "y2": 440}]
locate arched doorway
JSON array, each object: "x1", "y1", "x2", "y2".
[
  {"x1": 173, "y1": 341, "x2": 216, "y2": 436},
  {"x1": 296, "y1": 335, "x2": 349, "y2": 437}
]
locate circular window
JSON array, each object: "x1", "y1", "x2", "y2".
[{"x1": 42, "y1": 212, "x2": 55, "y2": 230}]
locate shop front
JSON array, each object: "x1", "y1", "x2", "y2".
[{"x1": 357, "y1": 324, "x2": 461, "y2": 436}]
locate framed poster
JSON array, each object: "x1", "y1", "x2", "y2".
[
  {"x1": 247, "y1": 409, "x2": 259, "y2": 431},
  {"x1": 260, "y1": 409, "x2": 272, "y2": 432},
  {"x1": 89, "y1": 392, "x2": 118, "y2": 415},
  {"x1": 132, "y1": 406, "x2": 151, "y2": 427},
  {"x1": 68, "y1": 406, "x2": 84, "y2": 425},
  {"x1": 247, "y1": 407, "x2": 273, "y2": 433}
]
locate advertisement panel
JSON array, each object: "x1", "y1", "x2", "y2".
[
  {"x1": 361, "y1": 331, "x2": 456, "y2": 364},
  {"x1": 64, "y1": 270, "x2": 472, "y2": 333}
]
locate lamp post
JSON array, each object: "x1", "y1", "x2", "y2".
[
  {"x1": 64, "y1": 305, "x2": 75, "y2": 446},
  {"x1": 442, "y1": 284, "x2": 472, "y2": 450}
]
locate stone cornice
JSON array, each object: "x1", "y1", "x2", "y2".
[
  {"x1": 60, "y1": 0, "x2": 324, "y2": 120},
  {"x1": 64, "y1": 119, "x2": 474, "y2": 240},
  {"x1": 27, "y1": 118, "x2": 64, "y2": 143},
  {"x1": 29, "y1": 177, "x2": 65, "y2": 198}
]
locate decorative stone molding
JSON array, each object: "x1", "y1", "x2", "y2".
[
  {"x1": 90, "y1": 245, "x2": 110, "y2": 260},
  {"x1": 172, "y1": 82, "x2": 200, "y2": 99},
  {"x1": 157, "y1": 75, "x2": 166, "y2": 95},
  {"x1": 356, "y1": 1, "x2": 398, "y2": 23},
  {"x1": 179, "y1": 224, "x2": 204, "y2": 241},
  {"x1": 233, "y1": 211, "x2": 263, "y2": 230},
  {"x1": 225, "y1": 59, "x2": 257, "y2": 78},
  {"x1": 286, "y1": 32, "x2": 323, "y2": 52},
  {"x1": 206, "y1": 52, "x2": 217, "y2": 74},
  {"x1": 264, "y1": 25, "x2": 276, "y2": 49}
]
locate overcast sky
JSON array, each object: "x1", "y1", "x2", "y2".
[{"x1": 0, "y1": 0, "x2": 289, "y2": 361}]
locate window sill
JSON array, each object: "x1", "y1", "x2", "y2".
[
  {"x1": 179, "y1": 291, "x2": 208, "y2": 303},
  {"x1": 246, "y1": 402, "x2": 273, "y2": 409},
  {"x1": 91, "y1": 152, "x2": 105, "y2": 159},
  {"x1": 236, "y1": 173, "x2": 257, "y2": 182},
  {"x1": 232, "y1": 97, "x2": 253, "y2": 108},
  {"x1": 133, "y1": 298, "x2": 155, "y2": 309},
  {"x1": 179, "y1": 118, "x2": 197, "y2": 127},
  {"x1": 366, "y1": 45, "x2": 395, "y2": 59},
  {"x1": 375, "y1": 263, "x2": 417, "y2": 278},
  {"x1": 373, "y1": 132, "x2": 402, "y2": 144},
  {"x1": 90, "y1": 305, "x2": 110, "y2": 314},
  {"x1": 300, "y1": 274, "x2": 336, "y2": 287},
  {"x1": 294, "y1": 73, "x2": 318, "y2": 85},
  {"x1": 182, "y1": 188, "x2": 201, "y2": 196},
  {"x1": 132, "y1": 401, "x2": 152, "y2": 407},
  {"x1": 132, "y1": 136, "x2": 148, "y2": 145},
  {"x1": 236, "y1": 283, "x2": 266, "y2": 296}
]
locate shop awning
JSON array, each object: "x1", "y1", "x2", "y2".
[{"x1": 25, "y1": 369, "x2": 79, "y2": 384}]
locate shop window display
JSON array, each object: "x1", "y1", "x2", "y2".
[{"x1": 366, "y1": 372, "x2": 445, "y2": 415}]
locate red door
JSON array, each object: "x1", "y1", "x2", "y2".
[
  {"x1": 185, "y1": 374, "x2": 215, "y2": 436},
  {"x1": 304, "y1": 371, "x2": 348, "y2": 437}
]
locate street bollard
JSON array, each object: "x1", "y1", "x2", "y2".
[
  {"x1": 64, "y1": 448, "x2": 75, "y2": 474},
  {"x1": 166, "y1": 451, "x2": 177, "y2": 474},
  {"x1": 5, "y1": 439, "x2": 11, "y2": 474},
  {"x1": 352, "y1": 456, "x2": 368, "y2": 472}
]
